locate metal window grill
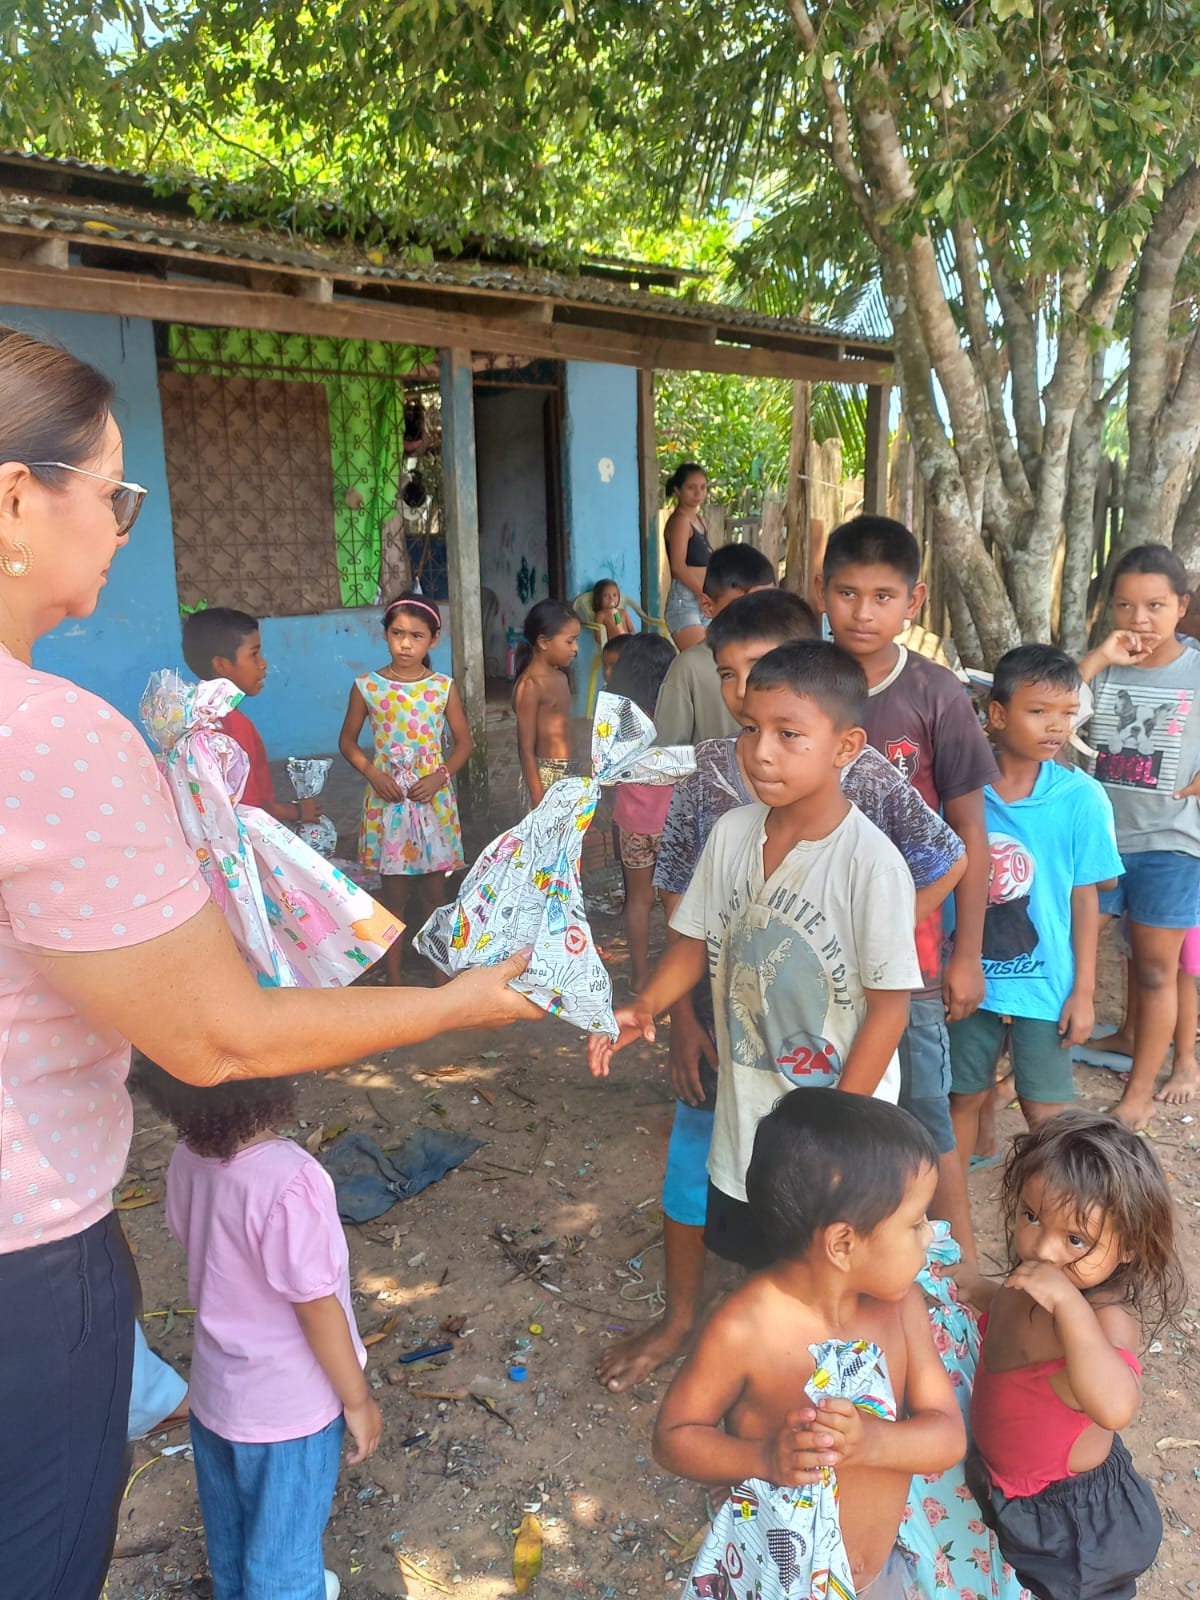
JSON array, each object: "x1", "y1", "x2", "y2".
[{"x1": 157, "y1": 325, "x2": 437, "y2": 613}]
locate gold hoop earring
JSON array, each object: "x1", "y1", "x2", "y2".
[{"x1": 0, "y1": 541, "x2": 32, "y2": 578}]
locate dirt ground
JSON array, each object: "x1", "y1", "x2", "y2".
[{"x1": 104, "y1": 719, "x2": 1200, "y2": 1600}]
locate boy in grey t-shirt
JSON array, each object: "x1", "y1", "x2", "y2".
[{"x1": 589, "y1": 640, "x2": 922, "y2": 1270}]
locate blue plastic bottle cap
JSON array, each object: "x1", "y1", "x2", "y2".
[{"x1": 508, "y1": 1364, "x2": 528, "y2": 1383}]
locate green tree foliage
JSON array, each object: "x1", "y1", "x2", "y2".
[{"x1": 7, "y1": 3, "x2": 1200, "y2": 660}]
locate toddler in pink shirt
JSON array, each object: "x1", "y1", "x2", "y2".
[{"x1": 138, "y1": 1062, "x2": 379, "y2": 1600}]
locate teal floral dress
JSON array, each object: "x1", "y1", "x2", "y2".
[
  {"x1": 898, "y1": 1224, "x2": 1031, "y2": 1600},
  {"x1": 356, "y1": 670, "x2": 464, "y2": 877}
]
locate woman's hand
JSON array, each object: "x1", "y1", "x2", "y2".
[
  {"x1": 368, "y1": 767, "x2": 406, "y2": 803},
  {"x1": 441, "y1": 949, "x2": 544, "y2": 1029}
]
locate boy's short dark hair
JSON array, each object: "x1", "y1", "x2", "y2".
[
  {"x1": 991, "y1": 643, "x2": 1081, "y2": 706},
  {"x1": 823, "y1": 515, "x2": 922, "y2": 591},
  {"x1": 702, "y1": 542, "x2": 776, "y2": 600},
  {"x1": 747, "y1": 1087, "x2": 937, "y2": 1263},
  {"x1": 707, "y1": 590, "x2": 819, "y2": 656},
  {"x1": 182, "y1": 606, "x2": 259, "y2": 679},
  {"x1": 745, "y1": 640, "x2": 868, "y2": 731},
  {"x1": 601, "y1": 633, "x2": 633, "y2": 659}
]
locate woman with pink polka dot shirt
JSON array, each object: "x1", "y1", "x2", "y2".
[{"x1": 0, "y1": 328, "x2": 538, "y2": 1600}]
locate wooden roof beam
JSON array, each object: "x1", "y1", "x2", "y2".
[{"x1": 0, "y1": 259, "x2": 890, "y2": 384}]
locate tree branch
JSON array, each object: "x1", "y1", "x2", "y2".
[
  {"x1": 787, "y1": 0, "x2": 881, "y2": 246},
  {"x1": 951, "y1": 214, "x2": 1031, "y2": 512},
  {"x1": 989, "y1": 257, "x2": 1045, "y2": 482},
  {"x1": 1126, "y1": 165, "x2": 1200, "y2": 496}
]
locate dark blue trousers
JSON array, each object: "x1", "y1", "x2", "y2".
[{"x1": 0, "y1": 1213, "x2": 136, "y2": 1600}]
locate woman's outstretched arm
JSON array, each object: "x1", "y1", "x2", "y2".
[{"x1": 31, "y1": 899, "x2": 540, "y2": 1087}]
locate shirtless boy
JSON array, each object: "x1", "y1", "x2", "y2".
[
  {"x1": 512, "y1": 598, "x2": 581, "y2": 809},
  {"x1": 657, "y1": 1089, "x2": 964, "y2": 1599}
]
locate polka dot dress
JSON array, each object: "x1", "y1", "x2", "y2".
[
  {"x1": 0, "y1": 649, "x2": 207, "y2": 1252},
  {"x1": 355, "y1": 671, "x2": 465, "y2": 876}
]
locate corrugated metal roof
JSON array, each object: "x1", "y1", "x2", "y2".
[{"x1": 0, "y1": 151, "x2": 890, "y2": 352}]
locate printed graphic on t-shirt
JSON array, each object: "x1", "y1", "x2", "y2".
[
  {"x1": 716, "y1": 887, "x2": 851, "y2": 1088},
  {"x1": 1092, "y1": 681, "x2": 1195, "y2": 791},
  {"x1": 982, "y1": 832, "x2": 1042, "y2": 976},
  {"x1": 885, "y1": 736, "x2": 921, "y2": 782}
]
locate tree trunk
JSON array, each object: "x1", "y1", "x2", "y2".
[{"x1": 1060, "y1": 380, "x2": 1105, "y2": 657}]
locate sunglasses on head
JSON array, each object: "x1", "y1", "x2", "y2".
[{"x1": 29, "y1": 461, "x2": 148, "y2": 538}]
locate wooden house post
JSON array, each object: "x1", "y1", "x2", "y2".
[
  {"x1": 636, "y1": 369, "x2": 660, "y2": 614},
  {"x1": 438, "y1": 346, "x2": 488, "y2": 818},
  {"x1": 863, "y1": 382, "x2": 891, "y2": 515}
]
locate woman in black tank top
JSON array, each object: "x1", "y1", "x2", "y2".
[{"x1": 663, "y1": 461, "x2": 712, "y2": 650}]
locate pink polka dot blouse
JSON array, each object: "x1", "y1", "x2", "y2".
[{"x1": 0, "y1": 648, "x2": 208, "y2": 1253}]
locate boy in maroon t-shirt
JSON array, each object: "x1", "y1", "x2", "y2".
[
  {"x1": 819, "y1": 515, "x2": 998, "y2": 1265},
  {"x1": 181, "y1": 607, "x2": 319, "y2": 826}
]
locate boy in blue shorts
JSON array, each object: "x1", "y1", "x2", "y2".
[
  {"x1": 819, "y1": 515, "x2": 998, "y2": 1267},
  {"x1": 948, "y1": 645, "x2": 1122, "y2": 1154},
  {"x1": 594, "y1": 594, "x2": 965, "y2": 1392}
]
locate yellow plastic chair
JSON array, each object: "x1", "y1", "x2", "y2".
[{"x1": 572, "y1": 591, "x2": 675, "y2": 715}]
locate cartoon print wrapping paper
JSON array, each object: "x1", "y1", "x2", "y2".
[
  {"x1": 141, "y1": 670, "x2": 400, "y2": 988},
  {"x1": 416, "y1": 694, "x2": 694, "y2": 1037}
]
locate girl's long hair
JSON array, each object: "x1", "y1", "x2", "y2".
[
  {"x1": 1001, "y1": 1110, "x2": 1186, "y2": 1339},
  {"x1": 514, "y1": 598, "x2": 576, "y2": 678}
]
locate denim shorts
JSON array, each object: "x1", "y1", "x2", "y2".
[
  {"x1": 1098, "y1": 849, "x2": 1200, "y2": 929},
  {"x1": 664, "y1": 579, "x2": 708, "y2": 634},
  {"x1": 949, "y1": 1009, "x2": 1076, "y2": 1105},
  {"x1": 661, "y1": 1101, "x2": 715, "y2": 1227},
  {"x1": 896, "y1": 997, "x2": 956, "y2": 1154}
]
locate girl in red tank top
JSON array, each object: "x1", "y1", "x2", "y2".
[{"x1": 961, "y1": 1111, "x2": 1183, "y2": 1600}]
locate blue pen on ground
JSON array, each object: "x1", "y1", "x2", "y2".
[{"x1": 397, "y1": 1341, "x2": 455, "y2": 1365}]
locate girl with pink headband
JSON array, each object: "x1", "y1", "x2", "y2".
[{"x1": 338, "y1": 592, "x2": 471, "y2": 982}]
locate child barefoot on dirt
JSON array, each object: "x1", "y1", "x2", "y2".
[
  {"x1": 597, "y1": 595, "x2": 965, "y2": 1394},
  {"x1": 338, "y1": 593, "x2": 471, "y2": 984},
  {"x1": 1080, "y1": 543, "x2": 1200, "y2": 1123},
  {"x1": 962, "y1": 1110, "x2": 1183, "y2": 1600},
  {"x1": 657, "y1": 1089, "x2": 964, "y2": 1599},
  {"x1": 137, "y1": 1062, "x2": 381, "y2": 1600},
  {"x1": 512, "y1": 598, "x2": 582, "y2": 809}
]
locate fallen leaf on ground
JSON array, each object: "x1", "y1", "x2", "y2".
[
  {"x1": 513, "y1": 1512, "x2": 543, "y2": 1593},
  {"x1": 1156, "y1": 1436, "x2": 1200, "y2": 1451},
  {"x1": 362, "y1": 1313, "x2": 400, "y2": 1348}
]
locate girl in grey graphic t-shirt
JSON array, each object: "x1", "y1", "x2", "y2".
[{"x1": 1080, "y1": 543, "x2": 1200, "y2": 1129}]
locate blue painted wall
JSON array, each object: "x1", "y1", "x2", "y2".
[
  {"x1": 1, "y1": 306, "x2": 184, "y2": 726},
  {"x1": 561, "y1": 362, "x2": 641, "y2": 713},
  {"x1": 3, "y1": 311, "x2": 636, "y2": 743},
  {"x1": 2, "y1": 305, "x2": 453, "y2": 758},
  {"x1": 257, "y1": 608, "x2": 452, "y2": 757}
]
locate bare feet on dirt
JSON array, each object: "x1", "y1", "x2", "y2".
[
  {"x1": 596, "y1": 1316, "x2": 691, "y2": 1393},
  {"x1": 1109, "y1": 1093, "x2": 1156, "y2": 1132},
  {"x1": 1087, "y1": 1028, "x2": 1134, "y2": 1057},
  {"x1": 1155, "y1": 1060, "x2": 1200, "y2": 1105}
]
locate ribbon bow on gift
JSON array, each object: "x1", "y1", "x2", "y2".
[{"x1": 417, "y1": 693, "x2": 694, "y2": 1038}]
